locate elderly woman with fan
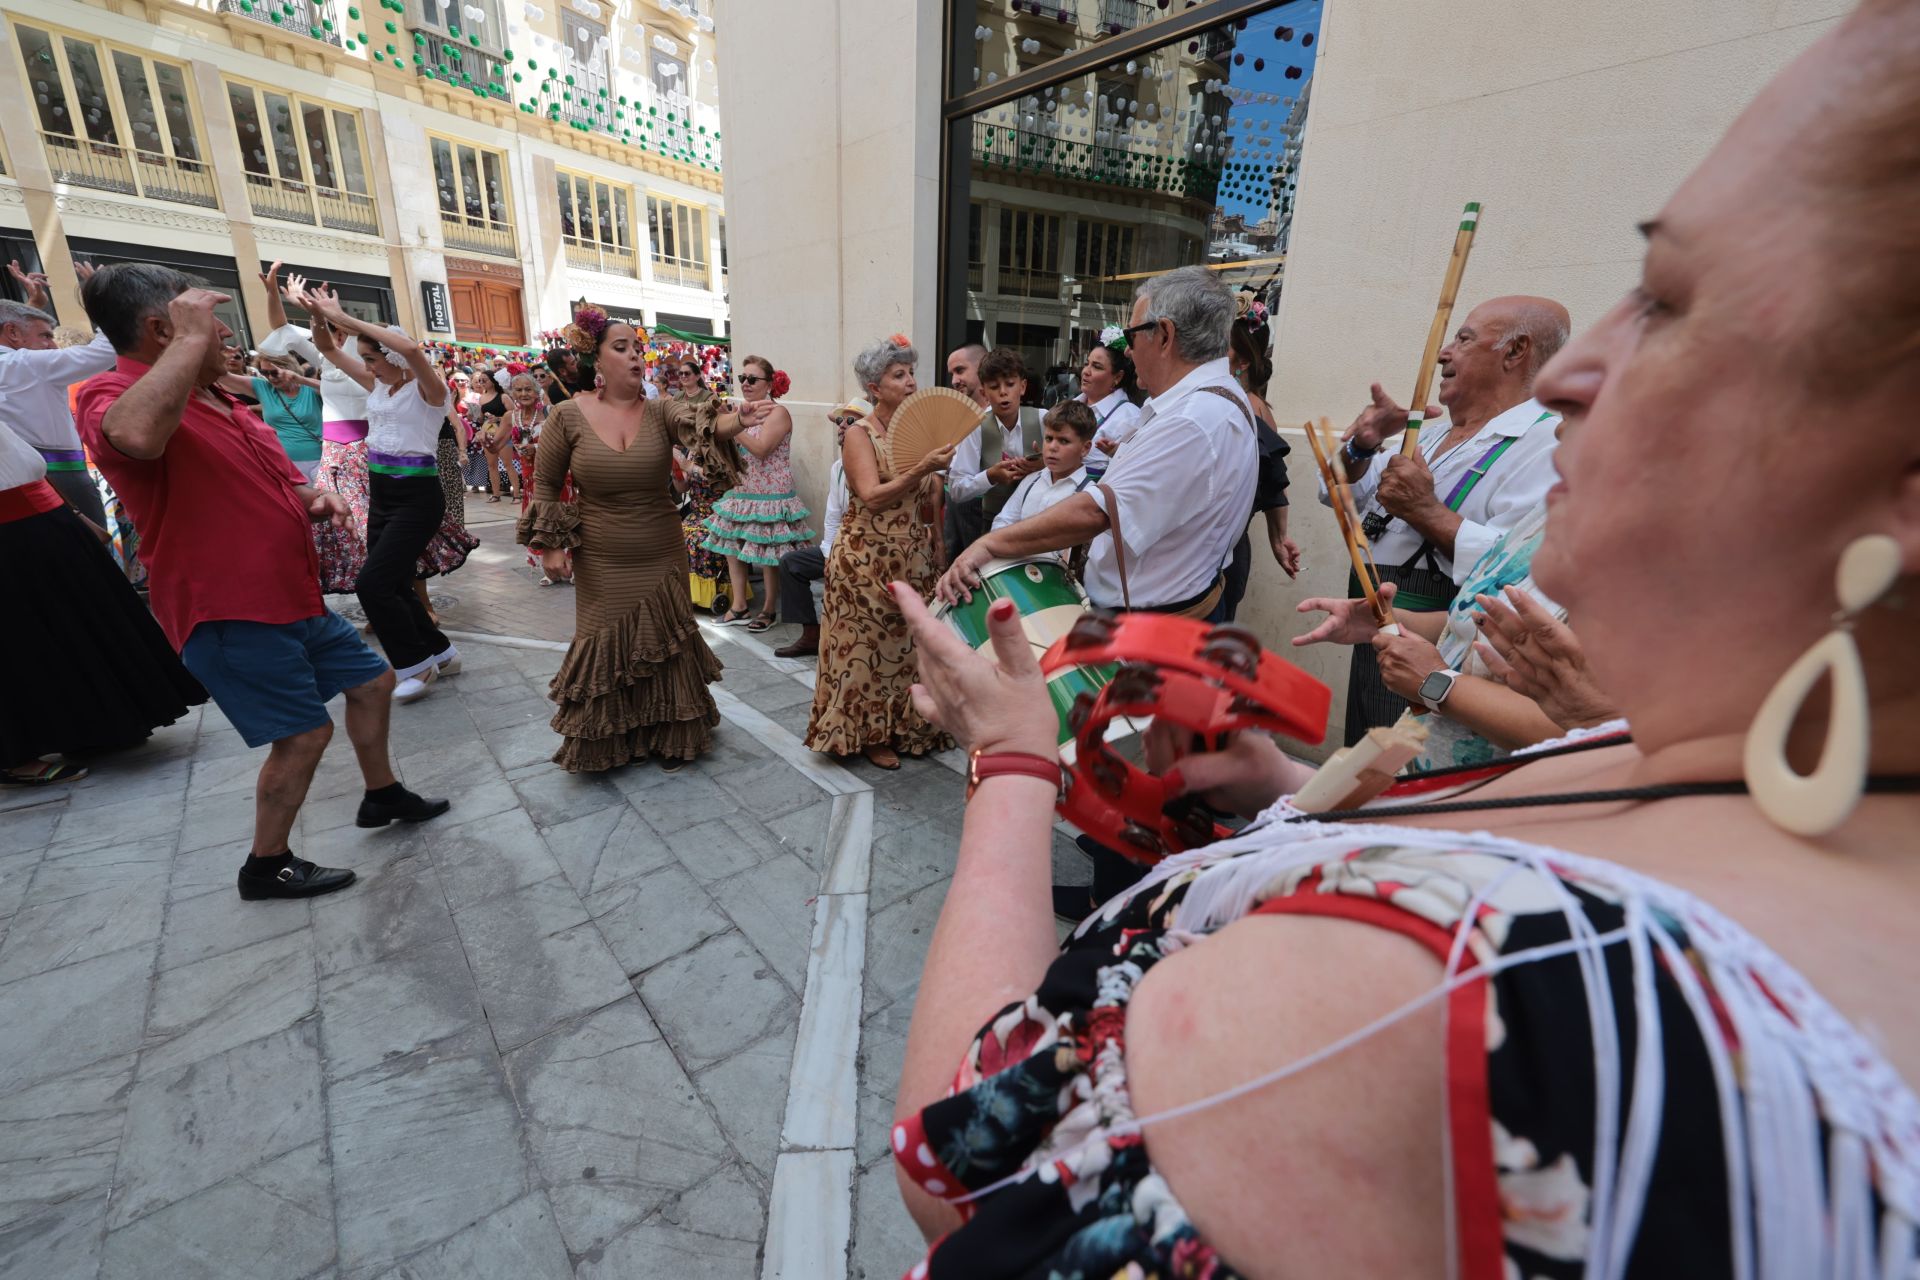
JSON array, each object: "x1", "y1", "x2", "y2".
[{"x1": 802, "y1": 335, "x2": 961, "y2": 770}]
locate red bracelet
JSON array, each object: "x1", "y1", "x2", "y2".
[{"x1": 966, "y1": 749, "x2": 1062, "y2": 801}]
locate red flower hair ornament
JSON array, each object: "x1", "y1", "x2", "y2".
[
  {"x1": 771, "y1": 370, "x2": 791, "y2": 398},
  {"x1": 887, "y1": 332, "x2": 911, "y2": 350}
]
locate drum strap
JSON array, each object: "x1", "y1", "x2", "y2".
[{"x1": 1096, "y1": 481, "x2": 1131, "y2": 610}]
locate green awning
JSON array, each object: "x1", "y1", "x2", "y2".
[{"x1": 652, "y1": 323, "x2": 729, "y2": 345}]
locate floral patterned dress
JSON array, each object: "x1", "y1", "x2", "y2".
[
  {"x1": 802, "y1": 419, "x2": 953, "y2": 757},
  {"x1": 700, "y1": 429, "x2": 812, "y2": 567},
  {"x1": 895, "y1": 736, "x2": 1920, "y2": 1278}
]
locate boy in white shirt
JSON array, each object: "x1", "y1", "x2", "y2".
[{"x1": 991, "y1": 399, "x2": 1095, "y2": 562}]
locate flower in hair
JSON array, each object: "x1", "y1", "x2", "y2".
[
  {"x1": 563, "y1": 304, "x2": 611, "y2": 356},
  {"x1": 888, "y1": 333, "x2": 910, "y2": 349},
  {"x1": 1098, "y1": 324, "x2": 1128, "y2": 352},
  {"x1": 771, "y1": 370, "x2": 791, "y2": 398}
]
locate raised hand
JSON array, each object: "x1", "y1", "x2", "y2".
[
  {"x1": 74, "y1": 260, "x2": 97, "y2": 284},
  {"x1": 894, "y1": 582, "x2": 1057, "y2": 758},
  {"x1": 283, "y1": 272, "x2": 310, "y2": 304},
  {"x1": 913, "y1": 442, "x2": 957, "y2": 479},
  {"x1": 259, "y1": 259, "x2": 283, "y2": 289},
  {"x1": 1343, "y1": 382, "x2": 1440, "y2": 453},
  {"x1": 1292, "y1": 581, "x2": 1396, "y2": 647},
  {"x1": 1472, "y1": 587, "x2": 1619, "y2": 731},
  {"x1": 8, "y1": 260, "x2": 50, "y2": 309},
  {"x1": 167, "y1": 288, "x2": 230, "y2": 347}
]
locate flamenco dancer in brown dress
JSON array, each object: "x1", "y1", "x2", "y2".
[
  {"x1": 517, "y1": 307, "x2": 734, "y2": 772},
  {"x1": 803, "y1": 336, "x2": 956, "y2": 769}
]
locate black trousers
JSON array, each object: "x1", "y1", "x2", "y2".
[
  {"x1": 1342, "y1": 561, "x2": 1456, "y2": 745},
  {"x1": 943, "y1": 495, "x2": 987, "y2": 567},
  {"x1": 778, "y1": 544, "x2": 826, "y2": 626},
  {"x1": 358, "y1": 473, "x2": 450, "y2": 678},
  {"x1": 47, "y1": 468, "x2": 109, "y2": 530}
]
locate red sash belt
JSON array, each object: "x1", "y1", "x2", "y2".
[{"x1": 0, "y1": 480, "x2": 65, "y2": 524}]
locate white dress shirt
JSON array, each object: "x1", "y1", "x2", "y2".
[
  {"x1": 1082, "y1": 388, "x2": 1142, "y2": 477},
  {"x1": 1319, "y1": 396, "x2": 1561, "y2": 583},
  {"x1": 1080, "y1": 358, "x2": 1259, "y2": 609},
  {"x1": 992, "y1": 464, "x2": 1092, "y2": 549},
  {"x1": 0, "y1": 330, "x2": 116, "y2": 454},
  {"x1": 257, "y1": 324, "x2": 370, "y2": 423},
  {"x1": 820, "y1": 459, "x2": 848, "y2": 555},
  {"x1": 948, "y1": 405, "x2": 1041, "y2": 504},
  {"x1": 0, "y1": 420, "x2": 50, "y2": 489}
]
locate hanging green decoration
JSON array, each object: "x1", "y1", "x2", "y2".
[{"x1": 347, "y1": 5, "x2": 359, "y2": 16}]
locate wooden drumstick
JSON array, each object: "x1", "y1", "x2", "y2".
[
  {"x1": 1306, "y1": 418, "x2": 1400, "y2": 634},
  {"x1": 1400, "y1": 202, "x2": 1481, "y2": 456}
]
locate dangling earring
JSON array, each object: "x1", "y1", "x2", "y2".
[{"x1": 1743, "y1": 534, "x2": 1903, "y2": 836}]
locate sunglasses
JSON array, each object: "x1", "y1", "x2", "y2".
[
  {"x1": 1120, "y1": 318, "x2": 1165, "y2": 344},
  {"x1": 737, "y1": 374, "x2": 767, "y2": 386}
]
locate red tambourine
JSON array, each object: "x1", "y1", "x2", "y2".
[{"x1": 1042, "y1": 611, "x2": 1330, "y2": 865}]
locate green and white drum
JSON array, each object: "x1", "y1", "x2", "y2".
[{"x1": 932, "y1": 556, "x2": 1113, "y2": 750}]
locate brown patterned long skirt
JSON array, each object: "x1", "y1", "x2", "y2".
[{"x1": 803, "y1": 427, "x2": 953, "y2": 758}]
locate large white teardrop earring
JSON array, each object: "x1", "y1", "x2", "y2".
[{"x1": 1743, "y1": 534, "x2": 1904, "y2": 836}]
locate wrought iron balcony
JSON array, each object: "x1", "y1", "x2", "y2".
[
  {"x1": 440, "y1": 212, "x2": 517, "y2": 257},
  {"x1": 564, "y1": 238, "x2": 638, "y2": 279},
  {"x1": 216, "y1": 0, "x2": 344, "y2": 45},
  {"x1": 42, "y1": 133, "x2": 219, "y2": 208}
]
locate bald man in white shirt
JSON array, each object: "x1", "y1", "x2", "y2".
[{"x1": 1321, "y1": 294, "x2": 1569, "y2": 742}]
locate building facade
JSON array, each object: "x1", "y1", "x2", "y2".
[{"x1": 0, "y1": 0, "x2": 729, "y2": 349}]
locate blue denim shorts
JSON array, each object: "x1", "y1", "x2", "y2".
[{"x1": 180, "y1": 611, "x2": 391, "y2": 748}]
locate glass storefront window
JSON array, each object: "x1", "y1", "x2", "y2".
[
  {"x1": 942, "y1": 0, "x2": 1322, "y2": 384},
  {"x1": 263, "y1": 92, "x2": 304, "y2": 186},
  {"x1": 154, "y1": 65, "x2": 199, "y2": 162}
]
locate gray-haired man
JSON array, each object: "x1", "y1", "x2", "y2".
[
  {"x1": 937, "y1": 265, "x2": 1259, "y2": 619},
  {"x1": 934, "y1": 266, "x2": 1261, "y2": 925},
  {"x1": 0, "y1": 261, "x2": 115, "y2": 527}
]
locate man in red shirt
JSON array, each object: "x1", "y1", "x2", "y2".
[{"x1": 76, "y1": 265, "x2": 450, "y2": 901}]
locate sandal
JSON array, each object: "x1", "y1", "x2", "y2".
[
  {"x1": 745, "y1": 613, "x2": 776, "y2": 634},
  {"x1": 1, "y1": 759, "x2": 90, "y2": 786},
  {"x1": 719, "y1": 609, "x2": 751, "y2": 626},
  {"x1": 485, "y1": 494, "x2": 501, "y2": 503}
]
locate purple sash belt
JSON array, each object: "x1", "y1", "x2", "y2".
[
  {"x1": 323, "y1": 418, "x2": 370, "y2": 444},
  {"x1": 35, "y1": 447, "x2": 88, "y2": 472},
  {"x1": 367, "y1": 450, "x2": 437, "y2": 477}
]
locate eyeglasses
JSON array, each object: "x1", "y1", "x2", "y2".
[
  {"x1": 1120, "y1": 319, "x2": 1165, "y2": 344},
  {"x1": 737, "y1": 374, "x2": 767, "y2": 386},
  {"x1": 678, "y1": 369, "x2": 700, "y2": 378}
]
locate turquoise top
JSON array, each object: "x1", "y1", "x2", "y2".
[{"x1": 250, "y1": 378, "x2": 324, "y2": 462}]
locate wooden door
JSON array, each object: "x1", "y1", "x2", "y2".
[
  {"x1": 481, "y1": 282, "x2": 524, "y2": 346},
  {"x1": 449, "y1": 280, "x2": 484, "y2": 338}
]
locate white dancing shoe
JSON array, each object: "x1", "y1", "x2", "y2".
[
  {"x1": 434, "y1": 646, "x2": 462, "y2": 676},
  {"x1": 393, "y1": 665, "x2": 439, "y2": 704}
]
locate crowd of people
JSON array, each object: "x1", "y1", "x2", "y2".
[{"x1": 0, "y1": 3, "x2": 1915, "y2": 1272}]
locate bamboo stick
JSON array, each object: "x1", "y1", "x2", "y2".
[
  {"x1": 1400, "y1": 202, "x2": 1482, "y2": 456},
  {"x1": 1306, "y1": 417, "x2": 1399, "y2": 633}
]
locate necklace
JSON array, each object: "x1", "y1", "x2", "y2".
[{"x1": 1289, "y1": 734, "x2": 1920, "y2": 823}]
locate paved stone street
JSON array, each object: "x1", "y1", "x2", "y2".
[{"x1": 0, "y1": 494, "x2": 1085, "y2": 1280}]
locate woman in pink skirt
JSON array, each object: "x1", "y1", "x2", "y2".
[{"x1": 701, "y1": 356, "x2": 811, "y2": 632}]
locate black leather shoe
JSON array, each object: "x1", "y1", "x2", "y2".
[
  {"x1": 1051, "y1": 884, "x2": 1095, "y2": 925},
  {"x1": 238, "y1": 857, "x2": 356, "y2": 901},
  {"x1": 355, "y1": 788, "x2": 452, "y2": 828}
]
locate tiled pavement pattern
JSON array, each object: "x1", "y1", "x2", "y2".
[{"x1": 0, "y1": 492, "x2": 1088, "y2": 1279}]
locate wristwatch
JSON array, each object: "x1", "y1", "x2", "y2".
[{"x1": 1417, "y1": 668, "x2": 1462, "y2": 712}]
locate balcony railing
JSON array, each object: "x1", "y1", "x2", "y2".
[
  {"x1": 564, "y1": 238, "x2": 638, "y2": 278},
  {"x1": 440, "y1": 213, "x2": 516, "y2": 257},
  {"x1": 972, "y1": 121, "x2": 1219, "y2": 201},
  {"x1": 997, "y1": 268, "x2": 1063, "y2": 299},
  {"x1": 1097, "y1": 0, "x2": 1149, "y2": 33},
  {"x1": 244, "y1": 172, "x2": 315, "y2": 223},
  {"x1": 217, "y1": 0, "x2": 344, "y2": 45},
  {"x1": 1197, "y1": 26, "x2": 1235, "y2": 65},
  {"x1": 414, "y1": 31, "x2": 510, "y2": 98},
  {"x1": 1009, "y1": 0, "x2": 1078, "y2": 23},
  {"x1": 650, "y1": 257, "x2": 709, "y2": 289},
  {"x1": 242, "y1": 173, "x2": 379, "y2": 233},
  {"x1": 43, "y1": 132, "x2": 219, "y2": 208},
  {"x1": 316, "y1": 186, "x2": 379, "y2": 235}
]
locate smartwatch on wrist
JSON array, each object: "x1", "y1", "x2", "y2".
[{"x1": 1417, "y1": 668, "x2": 1462, "y2": 712}]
